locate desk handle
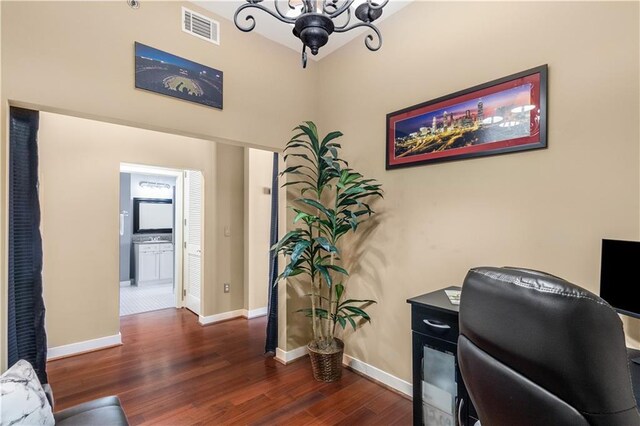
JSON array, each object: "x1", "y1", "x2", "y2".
[{"x1": 423, "y1": 319, "x2": 451, "y2": 329}]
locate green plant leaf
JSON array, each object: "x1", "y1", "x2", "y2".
[
  {"x1": 329, "y1": 146, "x2": 338, "y2": 159},
  {"x1": 335, "y1": 283, "x2": 345, "y2": 301},
  {"x1": 283, "y1": 152, "x2": 315, "y2": 165},
  {"x1": 281, "y1": 165, "x2": 304, "y2": 174},
  {"x1": 346, "y1": 315, "x2": 358, "y2": 330},
  {"x1": 316, "y1": 264, "x2": 333, "y2": 288},
  {"x1": 298, "y1": 198, "x2": 332, "y2": 218},
  {"x1": 271, "y1": 230, "x2": 301, "y2": 252},
  {"x1": 290, "y1": 240, "x2": 311, "y2": 263},
  {"x1": 281, "y1": 180, "x2": 314, "y2": 188},
  {"x1": 338, "y1": 298, "x2": 377, "y2": 308},
  {"x1": 315, "y1": 236, "x2": 338, "y2": 254},
  {"x1": 342, "y1": 306, "x2": 371, "y2": 321},
  {"x1": 297, "y1": 308, "x2": 328, "y2": 319},
  {"x1": 293, "y1": 211, "x2": 314, "y2": 224},
  {"x1": 326, "y1": 264, "x2": 349, "y2": 276},
  {"x1": 280, "y1": 266, "x2": 306, "y2": 280},
  {"x1": 342, "y1": 186, "x2": 367, "y2": 196},
  {"x1": 321, "y1": 130, "x2": 343, "y2": 147},
  {"x1": 297, "y1": 123, "x2": 319, "y2": 152},
  {"x1": 344, "y1": 172, "x2": 363, "y2": 185}
]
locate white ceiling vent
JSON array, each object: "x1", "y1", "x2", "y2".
[{"x1": 182, "y1": 7, "x2": 219, "y2": 45}]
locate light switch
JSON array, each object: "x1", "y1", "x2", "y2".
[{"x1": 224, "y1": 225, "x2": 231, "y2": 237}]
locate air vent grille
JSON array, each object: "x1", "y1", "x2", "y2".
[{"x1": 182, "y1": 7, "x2": 219, "y2": 45}]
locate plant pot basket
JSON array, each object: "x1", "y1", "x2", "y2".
[{"x1": 307, "y1": 338, "x2": 344, "y2": 382}]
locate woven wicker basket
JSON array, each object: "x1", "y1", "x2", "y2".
[{"x1": 307, "y1": 338, "x2": 345, "y2": 382}]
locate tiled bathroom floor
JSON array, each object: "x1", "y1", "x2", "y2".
[{"x1": 120, "y1": 283, "x2": 175, "y2": 316}]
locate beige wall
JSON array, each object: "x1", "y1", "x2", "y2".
[
  {"x1": 244, "y1": 148, "x2": 274, "y2": 312},
  {"x1": 313, "y1": 1, "x2": 640, "y2": 382},
  {"x1": 0, "y1": 0, "x2": 316, "y2": 368},
  {"x1": 1, "y1": 0, "x2": 639, "y2": 380},
  {"x1": 0, "y1": 1, "x2": 315, "y2": 150},
  {"x1": 216, "y1": 143, "x2": 245, "y2": 313},
  {"x1": 38, "y1": 111, "x2": 244, "y2": 348}
]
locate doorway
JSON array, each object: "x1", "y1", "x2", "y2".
[{"x1": 118, "y1": 163, "x2": 204, "y2": 317}]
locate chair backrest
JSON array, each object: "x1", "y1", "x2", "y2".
[{"x1": 458, "y1": 266, "x2": 640, "y2": 426}]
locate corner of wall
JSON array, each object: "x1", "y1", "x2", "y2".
[{"x1": 243, "y1": 147, "x2": 250, "y2": 311}]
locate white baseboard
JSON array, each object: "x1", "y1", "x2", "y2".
[
  {"x1": 198, "y1": 309, "x2": 245, "y2": 325},
  {"x1": 245, "y1": 306, "x2": 268, "y2": 319},
  {"x1": 342, "y1": 354, "x2": 412, "y2": 398},
  {"x1": 273, "y1": 344, "x2": 411, "y2": 397},
  {"x1": 275, "y1": 345, "x2": 308, "y2": 364},
  {"x1": 47, "y1": 333, "x2": 122, "y2": 360},
  {"x1": 198, "y1": 307, "x2": 269, "y2": 325},
  {"x1": 119, "y1": 280, "x2": 131, "y2": 287}
]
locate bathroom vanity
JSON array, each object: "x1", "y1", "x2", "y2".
[{"x1": 133, "y1": 242, "x2": 174, "y2": 286}]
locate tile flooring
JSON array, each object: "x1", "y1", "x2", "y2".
[{"x1": 120, "y1": 283, "x2": 175, "y2": 316}]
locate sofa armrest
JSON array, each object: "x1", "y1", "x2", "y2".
[
  {"x1": 42, "y1": 383, "x2": 54, "y2": 410},
  {"x1": 54, "y1": 396, "x2": 128, "y2": 426}
]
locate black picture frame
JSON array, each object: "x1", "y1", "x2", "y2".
[
  {"x1": 134, "y1": 42, "x2": 223, "y2": 109},
  {"x1": 133, "y1": 198, "x2": 173, "y2": 234},
  {"x1": 386, "y1": 65, "x2": 548, "y2": 170}
]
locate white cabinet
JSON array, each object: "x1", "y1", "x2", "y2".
[
  {"x1": 159, "y1": 249, "x2": 174, "y2": 281},
  {"x1": 134, "y1": 242, "x2": 174, "y2": 286},
  {"x1": 138, "y1": 250, "x2": 160, "y2": 283}
]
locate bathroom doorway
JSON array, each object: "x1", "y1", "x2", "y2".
[{"x1": 118, "y1": 163, "x2": 204, "y2": 316}]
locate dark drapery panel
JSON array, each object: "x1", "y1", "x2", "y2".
[
  {"x1": 265, "y1": 153, "x2": 279, "y2": 355},
  {"x1": 8, "y1": 107, "x2": 48, "y2": 384}
]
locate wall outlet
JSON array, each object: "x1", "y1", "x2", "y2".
[
  {"x1": 223, "y1": 283, "x2": 230, "y2": 293},
  {"x1": 224, "y1": 225, "x2": 231, "y2": 237}
]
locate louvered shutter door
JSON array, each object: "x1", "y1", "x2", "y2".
[{"x1": 184, "y1": 170, "x2": 203, "y2": 315}]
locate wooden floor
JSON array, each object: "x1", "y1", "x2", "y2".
[{"x1": 47, "y1": 308, "x2": 412, "y2": 425}]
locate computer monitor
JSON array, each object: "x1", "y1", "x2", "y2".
[{"x1": 600, "y1": 239, "x2": 640, "y2": 319}]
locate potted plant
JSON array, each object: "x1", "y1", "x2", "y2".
[{"x1": 273, "y1": 121, "x2": 383, "y2": 382}]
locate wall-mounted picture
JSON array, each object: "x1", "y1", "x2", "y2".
[
  {"x1": 135, "y1": 42, "x2": 223, "y2": 109},
  {"x1": 386, "y1": 65, "x2": 547, "y2": 169}
]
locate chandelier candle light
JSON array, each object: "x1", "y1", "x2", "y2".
[{"x1": 233, "y1": 0, "x2": 389, "y2": 68}]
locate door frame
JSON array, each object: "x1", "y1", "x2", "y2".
[{"x1": 120, "y1": 163, "x2": 185, "y2": 309}]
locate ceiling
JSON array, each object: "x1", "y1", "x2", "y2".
[{"x1": 194, "y1": 1, "x2": 411, "y2": 61}]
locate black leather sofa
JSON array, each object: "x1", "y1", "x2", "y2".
[{"x1": 53, "y1": 396, "x2": 129, "y2": 425}]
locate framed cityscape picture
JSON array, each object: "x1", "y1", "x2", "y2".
[
  {"x1": 386, "y1": 65, "x2": 547, "y2": 169},
  {"x1": 135, "y1": 42, "x2": 223, "y2": 109}
]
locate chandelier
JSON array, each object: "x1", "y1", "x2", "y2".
[{"x1": 234, "y1": 0, "x2": 389, "y2": 68}]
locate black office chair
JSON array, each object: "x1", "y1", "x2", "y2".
[{"x1": 458, "y1": 266, "x2": 640, "y2": 426}]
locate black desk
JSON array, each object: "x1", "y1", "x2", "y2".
[
  {"x1": 408, "y1": 287, "x2": 478, "y2": 426},
  {"x1": 409, "y1": 289, "x2": 640, "y2": 425}
]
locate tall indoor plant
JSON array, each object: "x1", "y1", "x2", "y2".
[{"x1": 273, "y1": 121, "x2": 383, "y2": 382}]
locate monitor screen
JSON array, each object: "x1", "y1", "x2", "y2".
[{"x1": 600, "y1": 239, "x2": 640, "y2": 319}]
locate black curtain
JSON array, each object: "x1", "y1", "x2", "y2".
[
  {"x1": 265, "y1": 153, "x2": 279, "y2": 354},
  {"x1": 7, "y1": 107, "x2": 48, "y2": 384}
]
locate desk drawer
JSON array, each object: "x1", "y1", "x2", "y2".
[{"x1": 411, "y1": 306, "x2": 459, "y2": 343}]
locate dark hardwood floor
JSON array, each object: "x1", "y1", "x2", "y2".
[{"x1": 47, "y1": 308, "x2": 412, "y2": 425}]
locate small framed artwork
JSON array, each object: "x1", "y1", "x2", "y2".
[
  {"x1": 135, "y1": 42, "x2": 223, "y2": 109},
  {"x1": 386, "y1": 65, "x2": 547, "y2": 169}
]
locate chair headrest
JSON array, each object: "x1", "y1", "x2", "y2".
[{"x1": 460, "y1": 266, "x2": 636, "y2": 414}]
